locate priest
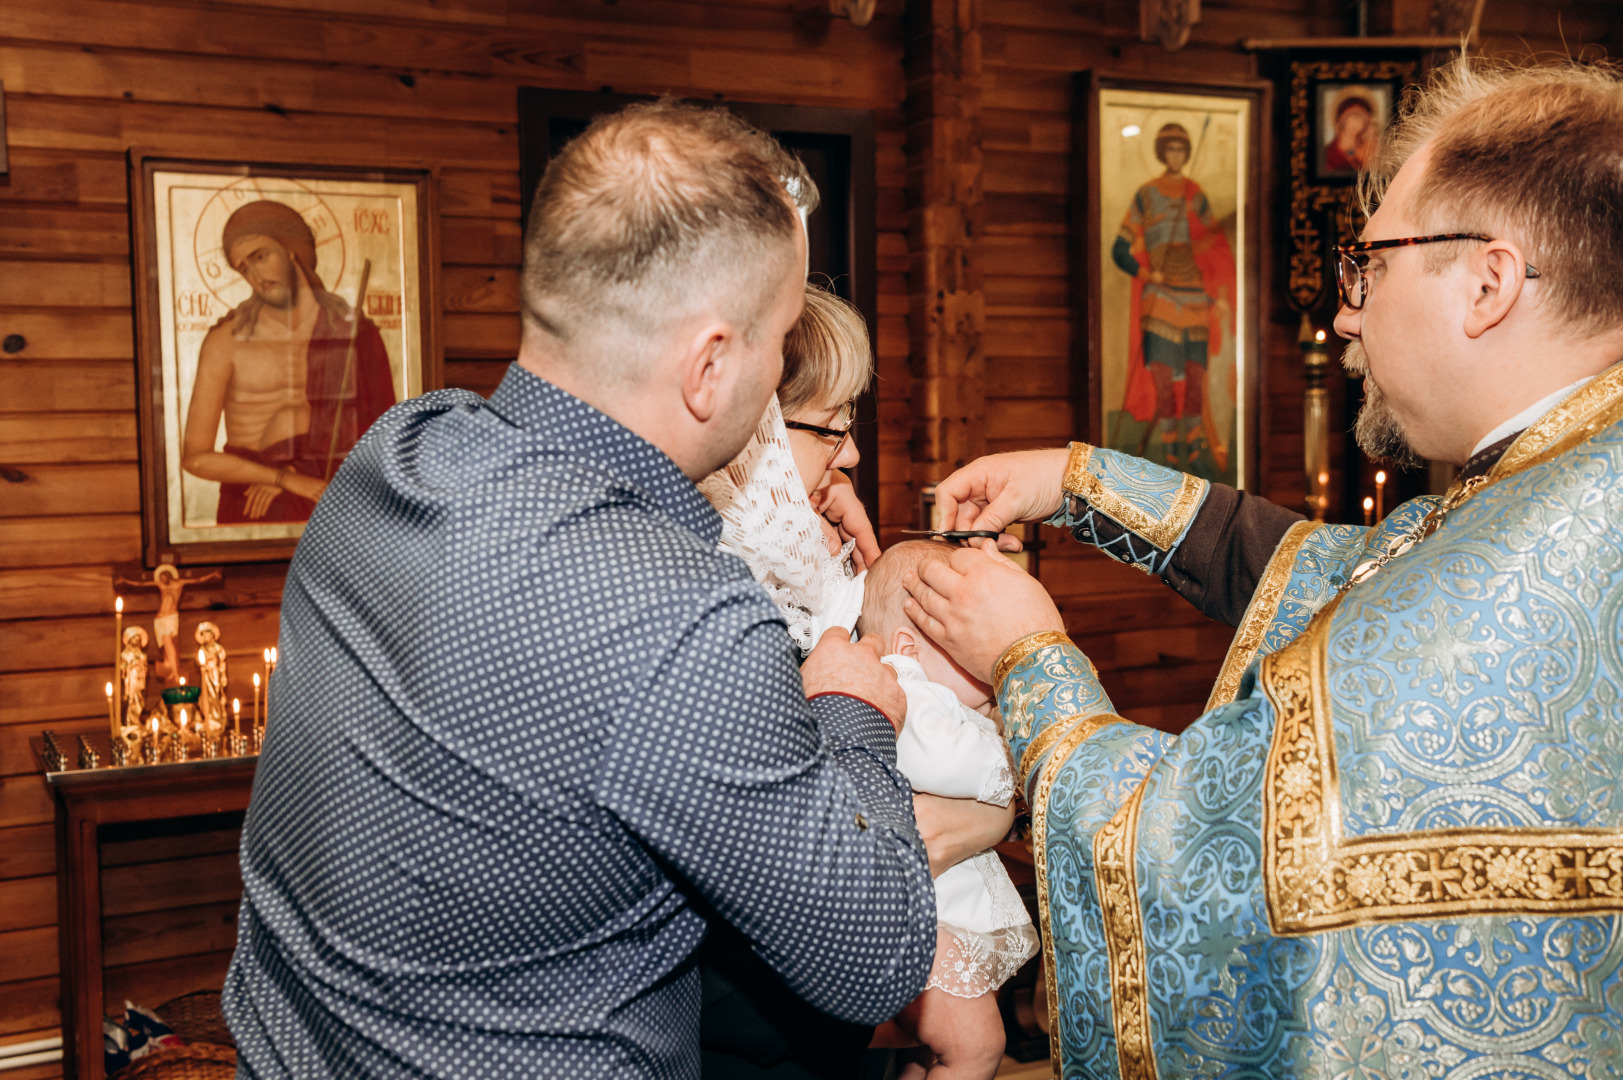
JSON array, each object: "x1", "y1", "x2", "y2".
[{"x1": 904, "y1": 58, "x2": 1623, "y2": 1078}]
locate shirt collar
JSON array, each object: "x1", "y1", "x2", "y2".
[
  {"x1": 487, "y1": 364, "x2": 722, "y2": 544},
  {"x1": 1470, "y1": 375, "x2": 1597, "y2": 458}
]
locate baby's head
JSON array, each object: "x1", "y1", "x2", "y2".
[{"x1": 859, "y1": 541, "x2": 993, "y2": 710}]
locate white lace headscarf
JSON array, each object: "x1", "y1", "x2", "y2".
[{"x1": 698, "y1": 395, "x2": 865, "y2": 655}]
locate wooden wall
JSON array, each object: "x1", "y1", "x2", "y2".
[
  {"x1": 0, "y1": 2, "x2": 910, "y2": 1071},
  {"x1": 0, "y1": 0, "x2": 1617, "y2": 1072}
]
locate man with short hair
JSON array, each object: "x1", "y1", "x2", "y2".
[
  {"x1": 225, "y1": 100, "x2": 936, "y2": 1079},
  {"x1": 904, "y1": 58, "x2": 1623, "y2": 1076}
]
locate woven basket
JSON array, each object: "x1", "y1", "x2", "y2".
[
  {"x1": 154, "y1": 990, "x2": 235, "y2": 1049},
  {"x1": 116, "y1": 1041, "x2": 237, "y2": 1080}
]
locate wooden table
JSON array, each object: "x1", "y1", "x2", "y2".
[{"x1": 41, "y1": 739, "x2": 256, "y2": 1080}]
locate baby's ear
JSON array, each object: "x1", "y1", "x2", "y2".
[{"x1": 892, "y1": 627, "x2": 919, "y2": 658}]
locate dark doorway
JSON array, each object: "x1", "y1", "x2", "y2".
[{"x1": 517, "y1": 89, "x2": 880, "y2": 513}]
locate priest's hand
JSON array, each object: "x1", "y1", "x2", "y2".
[
  {"x1": 802, "y1": 629, "x2": 906, "y2": 731},
  {"x1": 933, "y1": 448, "x2": 1070, "y2": 540},
  {"x1": 902, "y1": 544, "x2": 1065, "y2": 684}
]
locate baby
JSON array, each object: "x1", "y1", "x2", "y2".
[{"x1": 860, "y1": 541, "x2": 1039, "y2": 1080}]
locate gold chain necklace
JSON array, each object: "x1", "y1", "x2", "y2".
[{"x1": 1338, "y1": 474, "x2": 1491, "y2": 595}]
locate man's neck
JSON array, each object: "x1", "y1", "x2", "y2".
[
  {"x1": 516, "y1": 354, "x2": 700, "y2": 477},
  {"x1": 1469, "y1": 375, "x2": 1597, "y2": 458}
]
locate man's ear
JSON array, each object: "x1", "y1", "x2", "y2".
[
  {"x1": 892, "y1": 627, "x2": 919, "y2": 658},
  {"x1": 677, "y1": 319, "x2": 735, "y2": 423},
  {"x1": 1463, "y1": 240, "x2": 1530, "y2": 340}
]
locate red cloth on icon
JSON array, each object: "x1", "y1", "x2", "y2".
[
  {"x1": 1122, "y1": 178, "x2": 1236, "y2": 423},
  {"x1": 214, "y1": 307, "x2": 395, "y2": 525}
]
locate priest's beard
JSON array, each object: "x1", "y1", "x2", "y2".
[{"x1": 1342, "y1": 339, "x2": 1421, "y2": 468}]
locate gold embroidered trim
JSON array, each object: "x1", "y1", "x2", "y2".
[
  {"x1": 1204, "y1": 520, "x2": 1319, "y2": 713},
  {"x1": 1260, "y1": 595, "x2": 1623, "y2": 934},
  {"x1": 1095, "y1": 777, "x2": 1157, "y2": 1080},
  {"x1": 1021, "y1": 712, "x2": 1128, "y2": 791},
  {"x1": 1031, "y1": 711, "x2": 1112, "y2": 1077},
  {"x1": 1019, "y1": 713, "x2": 1087, "y2": 789},
  {"x1": 1062, "y1": 442, "x2": 1207, "y2": 551},
  {"x1": 1061, "y1": 441, "x2": 1094, "y2": 499},
  {"x1": 1490, "y1": 360, "x2": 1623, "y2": 481},
  {"x1": 993, "y1": 630, "x2": 1073, "y2": 695}
]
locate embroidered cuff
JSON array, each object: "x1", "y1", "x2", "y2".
[
  {"x1": 1050, "y1": 442, "x2": 1210, "y2": 574},
  {"x1": 992, "y1": 630, "x2": 1073, "y2": 695}
]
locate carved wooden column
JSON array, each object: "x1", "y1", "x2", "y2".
[{"x1": 904, "y1": 0, "x2": 985, "y2": 510}]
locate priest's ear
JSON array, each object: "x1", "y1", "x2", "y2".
[{"x1": 1463, "y1": 239, "x2": 1533, "y2": 340}]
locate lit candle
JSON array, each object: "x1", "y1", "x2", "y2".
[
  {"x1": 106, "y1": 682, "x2": 116, "y2": 741},
  {"x1": 233, "y1": 697, "x2": 242, "y2": 737},
  {"x1": 253, "y1": 671, "x2": 261, "y2": 728},
  {"x1": 179, "y1": 676, "x2": 186, "y2": 686},
  {"x1": 113, "y1": 596, "x2": 124, "y2": 740},
  {"x1": 1363, "y1": 496, "x2": 1375, "y2": 527},
  {"x1": 178, "y1": 706, "x2": 188, "y2": 732},
  {"x1": 1374, "y1": 469, "x2": 1387, "y2": 520}
]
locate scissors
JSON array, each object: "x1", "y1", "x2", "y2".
[{"x1": 899, "y1": 529, "x2": 1003, "y2": 542}]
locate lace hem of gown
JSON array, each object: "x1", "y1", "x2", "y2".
[{"x1": 925, "y1": 922, "x2": 1040, "y2": 999}]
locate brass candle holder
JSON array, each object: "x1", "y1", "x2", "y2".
[{"x1": 1300, "y1": 316, "x2": 1333, "y2": 522}]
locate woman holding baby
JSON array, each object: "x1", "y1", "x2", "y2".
[{"x1": 698, "y1": 284, "x2": 1035, "y2": 1080}]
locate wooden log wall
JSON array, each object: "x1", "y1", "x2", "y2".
[
  {"x1": 0, "y1": 0, "x2": 1617, "y2": 1072},
  {"x1": 0, "y1": 2, "x2": 911, "y2": 1071}
]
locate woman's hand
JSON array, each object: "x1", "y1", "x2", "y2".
[
  {"x1": 815, "y1": 471, "x2": 881, "y2": 571},
  {"x1": 912, "y1": 793, "x2": 1017, "y2": 878}
]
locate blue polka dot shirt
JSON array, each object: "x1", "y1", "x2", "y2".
[{"x1": 222, "y1": 364, "x2": 935, "y2": 1079}]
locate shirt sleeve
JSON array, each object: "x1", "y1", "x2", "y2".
[{"x1": 593, "y1": 578, "x2": 936, "y2": 1026}]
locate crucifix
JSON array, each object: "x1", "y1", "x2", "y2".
[{"x1": 112, "y1": 564, "x2": 223, "y2": 685}]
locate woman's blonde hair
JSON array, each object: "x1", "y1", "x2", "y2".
[{"x1": 777, "y1": 283, "x2": 874, "y2": 417}]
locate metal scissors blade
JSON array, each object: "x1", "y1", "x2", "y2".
[{"x1": 899, "y1": 529, "x2": 1002, "y2": 541}]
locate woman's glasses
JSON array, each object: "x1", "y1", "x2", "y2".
[
  {"x1": 784, "y1": 400, "x2": 858, "y2": 470},
  {"x1": 1336, "y1": 233, "x2": 1540, "y2": 310}
]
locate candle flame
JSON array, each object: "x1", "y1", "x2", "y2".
[
  {"x1": 105, "y1": 682, "x2": 113, "y2": 698},
  {"x1": 179, "y1": 676, "x2": 186, "y2": 685},
  {"x1": 254, "y1": 672, "x2": 261, "y2": 687},
  {"x1": 115, "y1": 596, "x2": 123, "y2": 613},
  {"x1": 178, "y1": 708, "x2": 188, "y2": 729},
  {"x1": 198, "y1": 648, "x2": 207, "y2": 665},
  {"x1": 151, "y1": 716, "x2": 158, "y2": 734},
  {"x1": 233, "y1": 698, "x2": 241, "y2": 715},
  {"x1": 1363, "y1": 496, "x2": 1374, "y2": 510},
  {"x1": 263, "y1": 648, "x2": 270, "y2": 663},
  {"x1": 270, "y1": 647, "x2": 278, "y2": 664},
  {"x1": 1314, "y1": 330, "x2": 1326, "y2": 343},
  {"x1": 1375, "y1": 470, "x2": 1387, "y2": 485}
]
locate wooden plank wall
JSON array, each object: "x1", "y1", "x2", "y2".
[
  {"x1": 973, "y1": 0, "x2": 1622, "y2": 731},
  {"x1": 0, "y1": 2, "x2": 909, "y2": 1071},
  {"x1": 0, "y1": 0, "x2": 1617, "y2": 1072}
]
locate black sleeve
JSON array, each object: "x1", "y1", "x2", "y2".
[{"x1": 1159, "y1": 484, "x2": 1304, "y2": 627}]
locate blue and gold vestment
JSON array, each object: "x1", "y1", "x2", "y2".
[{"x1": 1004, "y1": 363, "x2": 1623, "y2": 1078}]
